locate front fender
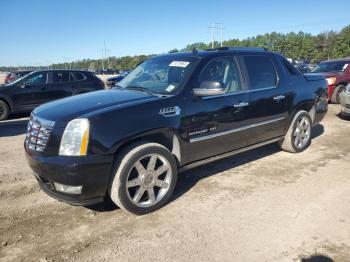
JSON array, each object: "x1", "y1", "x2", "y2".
[{"x1": 0, "y1": 94, "x2": 14, "y2": 111}]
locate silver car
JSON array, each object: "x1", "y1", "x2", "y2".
[{"x1": 340, "y1": 83, "x2": 350, "y2": 117}]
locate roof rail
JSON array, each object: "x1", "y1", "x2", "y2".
[{"x1": 205, "y1": 46, "x2": 268, "y2": 52}]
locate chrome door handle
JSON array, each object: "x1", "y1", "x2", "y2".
[
  {"x1": 273, "y1": 95, "x2": 285, "y2": 101},
  {"x1": 233, "y1": 102, "x2": 249, "y2": 108}
]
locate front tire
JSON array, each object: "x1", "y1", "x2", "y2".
[
  {"x1": 109, "y1": 142, "x2": 178, "y2": 215},
  {"x1": 0, "y1": 100, "x2": 10, "y2": 121},
  {"x1": 331, "y1": 84, "x2": 346, "y2": 104},
  {"x1": 279, "y1": 110, "x2": 312, "y2": 153}
]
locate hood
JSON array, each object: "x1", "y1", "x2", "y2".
[{"x1": 33, "y1": 89, "x2": 157, "y2": 127}]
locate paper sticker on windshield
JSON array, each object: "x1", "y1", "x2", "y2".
[
  {"x1": 343, "y1": 64, "x2": 349, "y2": 70},
  {"x1": 166, "y1": 84, "x2": 176, "y2": 92},
  {"x1": 169, "y1": 61, "x2": 190, "y2": 68}
]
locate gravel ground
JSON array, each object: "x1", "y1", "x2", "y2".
[{"x1": 0, "y1": 104, "x2": 350, "y2": 262}]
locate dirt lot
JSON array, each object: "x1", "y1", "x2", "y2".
[{"x1": 0, "y1": 105, "x2": 350, "y2": 262}]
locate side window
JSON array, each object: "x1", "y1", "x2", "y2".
[
  {"x1": 73, "y1": 72, "x2": 87, "y2": 81},
  {"x1": 199, "y1": 57, "x2": 242, "y2": 93},
  {"x1": 24, "y1": 73, "x2": 47, "y2": 85},
  {"x1": 244, "y1": 56, "x2": 277, "y2": 90},
  {"x1": 53, "y1": 72, "x2": 71, "y2": 83},
  {"x1": 281, "y1": 57, "x2": 301, "y2": 75}
]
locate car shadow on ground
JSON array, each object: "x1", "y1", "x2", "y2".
[
  {"x1": 301, "y1": 255, "x2": 334, "y2": 262},
  {"x1": 87, "y1": 124, "x2": 324, "y2": 213},
  {"x1": 336, "y1": 112, "x2": 350, "y2": 121},
  {"x1": 0, "y1": 115, "x2": 29, "y2": 137}
]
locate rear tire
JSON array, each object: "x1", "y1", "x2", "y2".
[
  {"x1": 279, "y1": 110, "x2": 312, "y2": 153},
  {"x1": 0, "y1": 100, "x2": 10, "y2": 121},
  {"x1": 109, "y1": 142, "x2": 178, "y2": 215},
  {"x1": 331, "y1": 84, "x2": 346, "y2": 104}
]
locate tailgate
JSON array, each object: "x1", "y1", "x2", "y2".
[{"x1": 303, "y1": 73, "x2": 326, "y2": 81}]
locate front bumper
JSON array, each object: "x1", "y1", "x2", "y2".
[
  {"x1": 340, "y1": 92, "x2": 350, "y2": 116},
  {"x1": 25, "y1": 148, "x2": 114, "y2": 206}
]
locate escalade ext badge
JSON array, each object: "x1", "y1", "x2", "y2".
[{"x1": 159, "y1": 106, "x2": 181, "y2": 117}]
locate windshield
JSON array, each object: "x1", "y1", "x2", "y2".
[
  {"x1": 116, "y1": 56, "x2": 197, "y2": 95},
  {"x1": 311, "y1": 61, "x2": 349, "y2": 73}
]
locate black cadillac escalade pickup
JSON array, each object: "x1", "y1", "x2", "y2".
[{"x1": 25, "y1": 47, "x2": 328, "y2": 215}]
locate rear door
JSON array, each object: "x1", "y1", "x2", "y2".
[
  {"x1": 46, "y1": 71, "x2": 74, "y2": 101},
  {"x1": 184, "y1": 56, "x2": 251, "y2": 163},
  {"x1": 241, "y1": 54, "x2": 288, "y2": 145}
]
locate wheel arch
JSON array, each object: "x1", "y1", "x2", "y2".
[
  {"x1": 286, "y1": 100, "x2": 314, "y2": 133},
  {"x1": 111, "y1": 128, "x2": 184, "y2": 167},
  {"x1": 337, "y1": 81, "x2": 348, "y2": 87},
  {"x1": 0, "y1": 95, "x2": 13, "y2": 111}
]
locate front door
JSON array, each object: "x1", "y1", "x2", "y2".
[
  {"x1": 183, "y1": 56, "x2": 251, "y2": 163},
  {"x1": 12, "y1": 72, "x2": 49, "y2": 110}
]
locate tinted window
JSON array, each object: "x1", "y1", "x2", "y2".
[
  {"x1": 281, "y1": 57, "x2": 300, "y2": 75},
  {"x1": 244, "y1": 56, "x2": 277, "y2": 90},
  {"x1": 53, "y1": 72, "x2": 71, "y2": 83},
  {"x1": 73, "y1": 72, "x2": 86, "y2": 81},
  {"x1": 311, "y1": 61, "x2": 349, "y2": 73},
  {"x1": 199, "y1": 57, "x2": 242, "y2": 93},
  {"x1": 24, "y1": 73, "x2": 47, "y2": 85}
]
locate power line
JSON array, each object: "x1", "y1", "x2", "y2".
[
  {"x1": 208, "y1": 23, "x2": 225, "y2": 48},
  {"x1": 100, "y1": 41, "x2": 111, "y2": 70}
]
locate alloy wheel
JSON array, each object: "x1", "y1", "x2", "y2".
[
  {"x1": 0, "y1": 105, "x2": 6, "y2": 119},
  {"x1": 293, "y1": 116, "x2": 311, "y2": 149},
  {"x1": 126, "y1": 153, "x2": 172, "y2": 208}
]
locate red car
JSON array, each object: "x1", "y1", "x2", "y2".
[
  {"x1": 4, "y1": 70, "x2": 33, "y2": 84},
  {"x1": 311, "y1": 58, "x2": 350, "y2": 103}
]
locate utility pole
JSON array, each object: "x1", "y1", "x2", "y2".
[
  {"x1": 208, "y1": 23, "x2": 225, "y2": 48},
  {"x1": 101, "y1": 41, "x2": 111, "y2": 70}
]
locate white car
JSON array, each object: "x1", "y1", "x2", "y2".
[{"x1": 340, "y1": 83, "x2": 350, "y2": 117}]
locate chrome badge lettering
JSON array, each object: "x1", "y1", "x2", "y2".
[{"x1": 159, "y1": 106, "x2": 181, "y2": 117}]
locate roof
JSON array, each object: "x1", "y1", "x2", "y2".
[
  {"x1": 158, "y1": 47, "x2": 270, "y2": 60},
  {"x1": 321, "y1": 58, "x2": 350, "y2": 63}
]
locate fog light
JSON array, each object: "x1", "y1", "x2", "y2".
[{"x1": 53, "y1": 182, "x2": 82, "y2": 195}]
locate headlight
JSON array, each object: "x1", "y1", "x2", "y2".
[
  {"x1": 326, "y1": 77, "x2": 336, "y2": 86},
  {"x1": 59, "y1": 118, "x2": 89, "y2": 156},
  {"x1": 346, "y1": 84, "x2": 350, "y2": 95}
]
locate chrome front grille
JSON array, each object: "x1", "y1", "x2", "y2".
[{"x1": 26, "y1": 115, "x2": 55, "y2": 153}]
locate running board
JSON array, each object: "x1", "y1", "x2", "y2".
[{"x1": 179, "y1": 137, "x2": 283, "y2": 172}]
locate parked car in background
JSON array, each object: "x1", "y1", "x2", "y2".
[
  {"x1": 104, "y1": 68, "x2": 118, "y2": 75},
  {"x1": 95, "y1": 69, "x2": 118, "y2": 75},
  {"x1": 106, "y1": 70, "x2": 130, "y2": 88},
  {"x1": 311, "y1": 58, "x2": 350, "y2": 103},
  {"x1": 24, "y1": 47, "x2": 328, "y2": 215},
  {"x1": 4, "y1": 70, "x2": 33, "y2": 84},
  {"x1": 340, "y1": 83, "x2": 350, "y2": 117},
  {"x1": 295, "y1": 64, "x2": 316, "y2": 74},
  {"x1": 0, "y1": 69, "x2": 105, "y2": 121}
]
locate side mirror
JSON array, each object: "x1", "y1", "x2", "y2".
[
  {"x1": 193, "y1": 81, "x2": 225, "y2": 97},
  {"x1": 19, "y1": 82, "x2": 27, "y2": 88}
]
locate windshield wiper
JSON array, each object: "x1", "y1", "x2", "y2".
[
  {"x1": 114, "y1": 85, "x2": 170, "y2": 97},
  {"x1": 123, "y1": 86, "x2": 160, "y2": 96}
]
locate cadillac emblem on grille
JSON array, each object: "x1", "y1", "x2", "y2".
[{"x1": 25, "y1": 114, "x2": 55, "y2": 153}]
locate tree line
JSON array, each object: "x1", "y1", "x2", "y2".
[{"x1": 1, "y1": 24, "x2": 349, "y2": 72}]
